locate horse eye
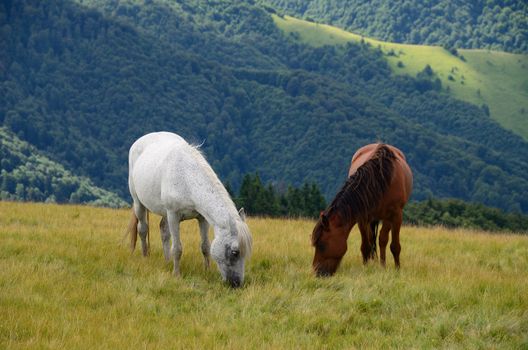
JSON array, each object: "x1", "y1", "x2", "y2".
[{"x1": 231, "y1": 250, "x2": 240, "y2": 258}]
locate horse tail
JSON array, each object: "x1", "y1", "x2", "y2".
[
  {"x1": 146, "y1": 210, "x2": 150, "y2": 255},
  {"x1": 370, "y1": 220, "x2": 379, "y2": 258},
  {"x1": 125, "y1": 207, "x2": 151, "y2": 255},
  {"x1": 127, "y1": 208, "x2": 139, "y2": 253}
]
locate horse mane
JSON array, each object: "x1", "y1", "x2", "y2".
[
  {"x1": 188, "y1": 143, "x2": 252, "y2": 257},
  {"x1": 187, "y1": 144, "x2": 235, "y2": 207},
  {"x1": 234, "y1": 219, "x2": 253, "y2": 258},
  {"x1": 326, "y1": 144, "x2": 396, "y2": 225}
]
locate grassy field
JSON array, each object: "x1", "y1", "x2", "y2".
[
  {"x1": 272, "y1": 15, "x2": 528, "y2": 141},
  {"x1": 1, "y1": 201, "x2": 527, "y2": 349}
]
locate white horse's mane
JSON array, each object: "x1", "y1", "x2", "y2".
[
  {"x1": 187, "y1": 143, "x2": 234, "y2": 209},
  {"x1": 188, "y1": 144, "x2": 252, "y2": 258},
  {"x1": 234, "y1": 219, "x2": 252, "y2": 258}
]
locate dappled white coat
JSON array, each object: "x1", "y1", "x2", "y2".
[{"x1": 128, "y1": 132, "x2": 252, "y2": 287}]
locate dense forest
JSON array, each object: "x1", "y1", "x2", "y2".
[
  {"x1": 0, "y1": 127, "x2": 126, "y2": 207},
  {"x1": 260, "y1": 0, "x2": 528, "y2": 53},
  {"x1": 1, "y1": 0, "x2": 528, "y2": 214}
]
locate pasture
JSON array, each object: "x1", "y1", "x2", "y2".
[
  {"x1": 272, "y1": 15, "x2": 528, "y2": 141},
  {"x1": 1, "y1": 201, "x2": 527, "y2": 349}
]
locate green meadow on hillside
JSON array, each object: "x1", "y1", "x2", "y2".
[
  {"x1": 273, "y1": 15, "x2": 528, "y2": 140},
  {"x1": 1, "y1": 201, "x2": 527, "y2": 349}
]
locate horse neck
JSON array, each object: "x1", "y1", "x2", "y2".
[{"x1": 191, "y1": 166, "x2": 238, "y2": 231}]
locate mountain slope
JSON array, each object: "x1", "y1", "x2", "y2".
[
  {"x1": 0, "y1": 128, "x2": 126, "y2": 207},
  {"x1": 273, "y1": 14, "x2": 528, "y2": 140},
  {"x1": 1, "y1": 0, "x2": 528, "y2": 213},
  {"x1": 259, "y1": 0, "x2": 528, "y2": 53}
]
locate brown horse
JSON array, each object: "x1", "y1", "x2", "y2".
[{"x1": 311, "y1": 143, "x2": 413, "y2": 276}]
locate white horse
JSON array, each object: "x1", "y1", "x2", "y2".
[{"x1": 127, "y1": 132, "x2": 252, "y2": 288}]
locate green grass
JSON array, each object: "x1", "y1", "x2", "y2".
[
  {"x1": 1, "y1": 201, "x2": 527, "y2": 348},
  {"x1": 272, "y1": 15, "x2": 528, "y2": 141}
]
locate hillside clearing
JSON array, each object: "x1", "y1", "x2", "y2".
[
  {"x1": 0, "y1": 201, "x2": 527, "y2": 348},
  {"x1": 273, "y1": 15, "x2": 528, "y2": 141}
]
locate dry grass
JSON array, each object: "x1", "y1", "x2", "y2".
[{"x1": 1, "y1": 201, "x2": 527, "y2": 349}]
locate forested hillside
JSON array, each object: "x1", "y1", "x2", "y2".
[
  {"x1": 272, "y1": 15, "x2": 528, "y2": 140},
  {"x1": 260, "y1": 0, "x2": 528, "y2": 53},
  {"x1": 2, "y1": 0, "x2": 528, "y2": 213},
  {"x1": 0, "y1": 128, "x2": 126, "y2": 207}
]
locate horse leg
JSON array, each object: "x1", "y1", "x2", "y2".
[
  {"x1": 390, "y1": 212, "x2": 403, "y2": 268},
  {"x1": 133, "y1": 201, "x2": 149, "y2": 257},
  {"x1": 358, "y1": 221, "x2": 372, "y2": 264},
  {"x1": 166, "y1": 211, "x2": 183, "y2": 277},
  {"x1": 198, "y1": 216, "x2": 210, "y2": 270},
  {"x1": 378, "y1": 221, "x2": 391, "y2": 267},
  {"x1": 159, "y1": 216, "x2": 171, "y2": 262}
]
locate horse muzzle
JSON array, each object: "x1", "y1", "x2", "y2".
[
  {"x1": 315, "y1": 268, "x2": 334, "y2": 278},
  {"x1": 313, "y1": 262, "x2": 338, "y2": 277},
  {"x1": 227, "y1": 272, "x2": 242, "y2": 288}
]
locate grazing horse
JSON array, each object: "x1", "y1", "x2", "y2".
[
  {"x1": 311, "y1": 143, "x2": 412, "y2": 276},
  {"x1": 126, "y1": 132, "x2": 252, "y2": 288}
]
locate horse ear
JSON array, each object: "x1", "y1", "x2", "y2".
[
  {"x1": 320, "y1": 212, "x2": 329, "y2": 228},
  {"x1": 238, "y1": 208, "x2": 246, "y2": 222}
]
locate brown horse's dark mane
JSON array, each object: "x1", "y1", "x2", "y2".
[{"x1": 326, "y1": 144, "x2": 396, "y2": 225}]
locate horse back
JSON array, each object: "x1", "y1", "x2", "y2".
[
  {"x1": 129, "y1": 132, "x2": 185, "y2": 170},
  {"x1": 129, "y1": 132, "x2": 190, "y2": 214},
  {"x1": 349, "y1": 143, "x2": 413, "y2": 216}
]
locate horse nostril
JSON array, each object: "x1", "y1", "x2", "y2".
[
  {"x1": 315, "y1": 267, "x2": 332, "y2": 278},
  {"x1": 228, "y1": 276, "x2": 241, "y2": 288}
]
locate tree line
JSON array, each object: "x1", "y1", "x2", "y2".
[
  {"x1": 231, "y1": 174, "x2": 528, "y2": 234},
  {"x1": 404, "y1": 198, "x2": 528, "y2": 234},
  {"x1": 231, "y1": 173, "x2": 326, "y2": 218},
  {"x1": 2, "y1": 124, "x2": 526, "y2": 232}
]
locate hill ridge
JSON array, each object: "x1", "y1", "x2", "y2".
[
  {"x1": 272, "y1": 14, "x2": 528, "y2": 140},
  {"x1": 259, "y1": 0, "x2": 528, "y2": 53}
]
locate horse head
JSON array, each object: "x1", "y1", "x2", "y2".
[
  {"x1": 311, "y1": 211, "x2": 351, "y2": 277},
  {"x1": 211, "y1": 208, "x2": 252, "y2": 288}
]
